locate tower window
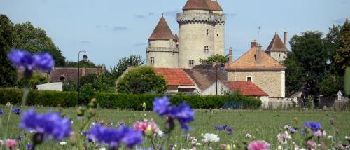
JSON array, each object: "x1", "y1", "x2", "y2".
[
  {"x1": 217, "y1": 34, "x2": 219, "y2": 36},
  {"x1": 246, "y1": 76, "x2": 252, "y2": 82},
  {"x1": 207, "y1": 29, "x2": 209, "y2": 35},
  {"x1": 189, "y1": 60, "x2": 194, "y2": 67},
  {"x1": 204, "y1": 46, "x2": 209, "y2": 53},
  {"x1": 150, "y1": 57, "x2": 155, "y2": 64}
]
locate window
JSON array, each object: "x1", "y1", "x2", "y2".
[
  {"x1": 246, "y1": 76, "x2": 252, "y2": 82},
  {"x1": 204, "y1": 46, "x2": 209, "y2": 53},
  {"x1": 189, "y1": 60, "x2": 194, "y2": 67},
  {"x1": 206, "y1": 29, "x2": 209, "y2": 35},
  {"x1": 150, "y1": 57, "x2": 155, "y2": 64}
]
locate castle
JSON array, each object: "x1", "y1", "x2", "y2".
[{"x1": 145, "y1": 0, "x2": 289, "y2": 100}]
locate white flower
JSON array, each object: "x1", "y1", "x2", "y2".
[
  {"x1": 345, "y1": 136, "x2": 350, "y2": 140},
  {"x1": 157, "y1": 130, "x2": 164, "y2": 137},
  {"x1": 327, "y1": 135, "x2": 333, "y2": 139},
  {"x1": 60, "y1": 142, "x2": 67, "y2": 145},
  {"x1": 195, "y1": 143, "x2": 201, "y2": 146},
  {"x1": 202, "y1": 133, "x2": 220, "y2": 143},
  {"x1": 245, "y1": 133, "x2": 252, "y2": 138},
  {"x1": 284, "y1": 124, "x2": 290, "y2": 130},
  {"x1": 278, "y1": 145, "x2": 283, "y2": 150},
  {"x1": 99, "y1": 147, "x2": 107, "y2": 150}
]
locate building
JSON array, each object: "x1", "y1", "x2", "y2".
[
  {"x1": 154, "y1": 68, "x2": 196, "y2": 93},
  {"x1": 226, "y1": 41, "x2": 286, "y2": 99},
  {"x1": 265, "y1": 32, "x2": 289, "y2": 63},
  {"x1": 146, "y1": 0, "x2": 225, "y2": 68},
  {"x1": 49, "y1": 67, "x2": 104, "y2": 82}
]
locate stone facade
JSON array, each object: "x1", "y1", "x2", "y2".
[
  {"x1": 177, "y1": 10, "x2": 225, "y2": 68},
  {"x1": 227, "y1": 71, "x2": 285, "y2": 98},
  {"x1": 147, "y1": 39, "x2": 179, "y2": 68},
  {"x1": 268, "y1": 51, "x2": 287, "y2": 63}
]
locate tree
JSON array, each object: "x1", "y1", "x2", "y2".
[
  {"x1": 64, "y1": 60, "x2": 96, "y2": 68},
  {"x1": 116, "y1": 66, "x2": 166, "y2": 94},
  {"x1": 0, "y1": 14, "x2": 17, "y2": 87},
  {"x1": 111, "y1": 55, "x2": 144, "y2": 79},
  {"x1": 334, "y1": 19, "x2": 350, "y2": 70},
  {"x1": 200, "y1": 54, "x2": 228, "y2": 64},
  {"x1": 284, "y1": 53, "x2": 304, "y2": 96},
  {"x1": 13, "y1": 22, "x2": 65, "y2": 66}
]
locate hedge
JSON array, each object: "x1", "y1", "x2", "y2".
[{"x1": 0, "y1": 88, "x2": 261, "y2": 109}]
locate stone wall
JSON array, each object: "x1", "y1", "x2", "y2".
[
  {"x1": 269, "y1": 52, "x2": 287, "y2": 63},
  {"x1": 146, "y1": 39, "x2": 179, "y2": 68},
  {"x1": 227, "y1": 70, "x2": 285, "y2": 98}
]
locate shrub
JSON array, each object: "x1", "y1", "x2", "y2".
[{"x1": 0, "y1": 88, "x2": 261, "y2": 109}]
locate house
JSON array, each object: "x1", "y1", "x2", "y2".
[
  {"x1": 49, "y1": 67, "x2": 104, "y2": 82},
  {"x1": 153, "y1": 68, "x2": 196, "y2": 94}
]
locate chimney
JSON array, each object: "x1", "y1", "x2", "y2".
[
  {"x1": 284, "y1": 32, "x2": 288, "y2": 46},
  {"x1": 255, "y1": 44, "x2": 262, "y2": 63},
  {"x1": 228, "y1": 47, "x2": 233, "y2": 63},
  {"x1": 251, "y1": 40, "x2": 258, "y2": 48}
]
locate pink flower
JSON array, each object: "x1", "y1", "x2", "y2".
[
  {"x1": 313, "y1": 130, "x2": 322, "y2": 137},
  {"x1": 5, "y1": 139, "x2": 16, "y2": 149},
  {"x1": 133, "y1": 121, "x2": 159, "y2": 133},
  {"x1": 307, "y1": 140, "x2": 316, "y2": 150},
  {"x1": 248, "y1": 140, "x2": 270, "y2": 150}
]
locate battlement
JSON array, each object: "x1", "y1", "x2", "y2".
[
  {"x1": 146, "y1": 47, "x2": 179, "y2": 53},
  {"x1": 176, "y1": 12, "x2": 225, "y2": 24}
]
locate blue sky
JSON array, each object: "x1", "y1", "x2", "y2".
[{"x1": 1, "y1": 0, "x2": 349, "y2": 68}]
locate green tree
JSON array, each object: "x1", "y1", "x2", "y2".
[
  {"x1": 13, "y1": 22, "x2": 65, "y2": 66},
  {"x1": 284, "y1": 53, "x2": 304, "y2": 96},
  {"x1": 334, "y1": 19, "x2": 350, "y2": 70},
  {"x1": 116, "y1": 66, "x2": 166, "y2": 94},
  {"x1": 201, "y1": 54, "x2": 228, "y2": 64},
  {"x1": 64, "y1": 60, "x2": 96, "y2": 68},
  {"x1": 0, "y1": 14, "x2": 17, "y2": 87},
  {"x1": 111, "y1": 55, "x2": 144, "y2": 79}
]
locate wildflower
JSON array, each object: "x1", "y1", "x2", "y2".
[
  {"x1": 277, "y1": 131, "x2": 291, "y2": 144},
  {"x1": 7, "y1": 49, "x2": 54, "y2": 72},
  {"x1": 6, "y1": 102, "x2": 12, "y2": 107},
  {"x1": 133, "y1": 121, "x2": 159, "y2": 134},
  {"x1": 59, "y1": 142, "x2": 67, "y2": 145},
  {"x1": 225, "y1": 126, "x2": 233, "y2": 135},
  {"x1": 277, "y1": 145, "x2": 282, "y2": 150},
  {"x1": 201, "y1": 133, "x2": 220, "y2": 143},
  {"x1": 153, "y1": 96, "x2": 194, "y2": 131},
  {"x1": 26, "y1": 143, "x2": 33, "y2": 150},
  {"x1": 245, "y1": 133, "x2": 252, "y2": 138},
  {"x1": 306, "y1": 140, "x2": 316, "y2": 150},
  {"x1": 12, "y1": 108, "x2": 21, "y2": 115},
  {"x1": 247, "y1": 140, "x2": 270, "y2": 150},
  {"x1": 85, "y1": 124, "x2": 142, "y2": 149},
  {"x1": 304, "y1": 121, "x2": 321, "y2": 132},
  {"x1": 215, "y1": 124, "x2": 228, "y2": 131},
  {"x1": 19, "y1": 109, "x2": 71, "y2": 140},
  {"x1": 5, "y1": 139, "x2": 16, "y2": 149},
  {"x1": 0, "y1": 109, "x2": 4, "y2": 115}
]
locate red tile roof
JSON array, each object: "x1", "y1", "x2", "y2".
[
  {"x1": 226, "y1": 47, "x2": 285, "y2": 71},
  {"x1": 183, "y1": 0, "x2": 209, "y2": 11},
  {"x1": 266, "y1": 33, "x2": 288, "y2": 52},
  {"x1": 183, "y1": 0, "x2": 223, "y2": 11},
  {"x1": 224, "y1": 81, "x2": 268, "y2": 96},
  {"x1": 154, "y1": 68, "x2": 195, "y2": 86},
  {"x1": 148, "y1": 16, "x2": 176, "y2": 41},
  {"x1": 206, "y1": 0, "x2": 223, "y2": 11}
]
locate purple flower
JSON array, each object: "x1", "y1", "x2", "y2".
[
  {"x1": 85, "y1": 124, "x2": 142, "y2": 149},
  {"x1": 304, "y1": 121, "x2": 322, "y2": 132},
  {"x1": 0, "y1": 109, "x2": 4, "y2": 115},
  {"x1": 215, "y1": 124, "x2": 228, "y2": 131},
  {"x1": 19, "y1": 109, "x2": 71, "y2": 140},
  {"x1": 12, "y1": 108, "x2": 21, "y2": 115},
  {"x1": 7, "y1": 49, "x2": 54, "y2": 72},
  {"x1": 153, "y1": 96, "x2": 171, "y2": 116},
  {"x1": 153, "y1": 96, "x2": 194, "y2": 131},
  {"x1": 225, "y1": 126, "x2": 233, "y2": 135}
]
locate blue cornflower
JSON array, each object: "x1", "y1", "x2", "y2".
[
  {"x1": 215, "y1": 124, "x2": 228, "y2": 131},
  {"x1": 85, "y1": 124, "x2": 142, "y2": 149},
  {"x1": 19, "y1": 109, "x2": 71, "y2": 140},
  {"x1": 7, "y1": 49, "x2": 54, "y2": 72},
  {"x1": 153, "y1": 96, "x2": 194, "y2": 131},
  {"x1": 0, "y1": 109, "x2": 4, "y2": 115},
  {"x1": 304, "y1": 121, "x2": 322, "y2": 132},
  {"x1": 12, "y1": 108, "x2": 21, "y2": 115},
  {"x1": 225, "y1": 126, "x2": 233, "y2": 135}
]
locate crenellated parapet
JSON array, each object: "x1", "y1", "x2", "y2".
[
  {"x1": 147, "y1": 47, "x2": 179, "y2": 53},
  {"x1": 176, "y1": 13, "x2": 225, "y2": 25}
]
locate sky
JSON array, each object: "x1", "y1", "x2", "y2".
[{"x1": 1, "y1": 0, "x2": 349, "y2": 68}]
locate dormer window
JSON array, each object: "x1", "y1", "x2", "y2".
[
  {"x1": 189, "y1": 60, "x2": 194, "y2": 67},
  {"x1": 246, "y1": 76, "x2": 252, "y2": 82}
]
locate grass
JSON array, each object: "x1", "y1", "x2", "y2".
[{"x1": 0, "y1": 106, "x2": 350, "y2": 149}]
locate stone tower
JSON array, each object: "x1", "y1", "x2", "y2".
[
  {"x1": 265, "y1": 32, "x2": 289, "y2": 63},
  {"x1": 177, "y1": 0, "x2": 225, "y2": 68},
  {"x1": 146, "y1": 16, "x2": 179, "y2": 68}
]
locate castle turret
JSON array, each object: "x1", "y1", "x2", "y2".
[
  {"x1": 265, "y1": 33, "x2": 289, "y2": 63},
  {"x1": 146, "y1": 16, "x2": 179, "y2": 68},
  {"x1": 177, "y1": 0, "x2": 225, "y2": 68}
]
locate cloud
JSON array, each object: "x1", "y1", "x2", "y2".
[
  {"x1": 164, "y1": 10, "x2": 178, "y2": 18},
  {"x1": 333, "y1": 18, "x2": 347, "y2": 24},
  {"x1": 80, "y1": 40, "x2": 91, "y2": 44},
  {"x1": 133, "y1": 42, "x2": 147, "y2": 47},
  {"x1": 112, "y1": 26, "x2": 128, "y2": 31},
  {"x1": 135, "y1": 14, "x2": 146, "y2": 19}
]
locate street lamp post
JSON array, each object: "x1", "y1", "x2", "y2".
[{"x1": 77, "y1": 50, "x2": 86, "y2": 102}]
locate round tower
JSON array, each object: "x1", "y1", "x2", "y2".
[
  {"x1": 146, "y1": 16, "x2": 179, "y2": 68},
  {"x1": 177, "y1": 0, "x2": 225, "y2": 68}
]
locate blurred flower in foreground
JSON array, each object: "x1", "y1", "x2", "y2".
[
  {"x1": 153, "y1": 96, "x2": 194, "y2": 131},
  {"x1": 7, "y1": 49, "x2": 54, "y2": 73},
  {"x1": 19, "y1": 109, "x2": 71, "y2": 140},
  {"x1": 5, "y1": 139, "x2": 16, "y2": 149},
  {"x1": 85, "y1": 124, "x2": 142, "y2": 149},
  {"x1": 202, "y1": 133, "x2": 220, "y2": 143},
  {"x1": 0, "y1": 109, "x2": 4, "y2": 115},
  {"x1": 304, "y1": 121, "x2": 321, "y2": 132},
  {"x1": 12, "y1": 108, "x2": 21, "y2": 115},
  {"x1": 247, "y1": 140, "x2": 270, "y2": 150}
]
